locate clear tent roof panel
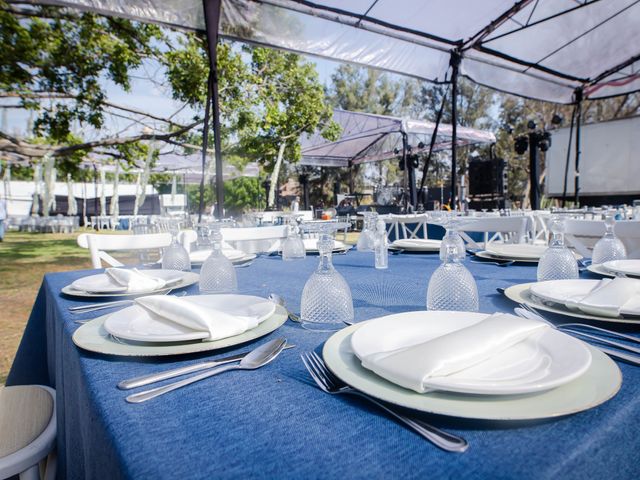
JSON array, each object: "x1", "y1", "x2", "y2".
[
  {"x1": 31, "y1": 0, "x2": 640, "y2": 104},
  {"x1": 299, "y1": 109, "x2": 495, "y2": 168}
]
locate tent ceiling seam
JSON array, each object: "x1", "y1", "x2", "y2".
[
  {"x1": 523, "y1": 0, "x2": 640, "y2": 77},
  {"x1": 482, "y1": 0, "x2": 603, "y2": 44}
]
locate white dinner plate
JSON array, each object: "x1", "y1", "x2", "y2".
[
  {"x1": 474, "y1": 251, "x2": 538, "y2": 263},
  {"x1": 69, "y1": 269, "x2": 187, "y2": 294},
  {"x1": 602, "y1": 259, "x2": 640, "y2": 278},
  {"x1": 323, "y1": 324, "x2": 621, "y2": 420},
  {"x1": 302, "y1": 238, "x2": 351, "y2": 253},
  {"x1": 484, "y1": 243, "x2": 548, "y2": 260},
  {"x1": 587, "y1": 263, "x2": 616, "y2": 277},
  {"x1": 103, "y1": 294, "x2": 276, "y2": 343},
  {"x1": 529, "y1": 279, "x2": 602, "y2": 308},
  {"x1": 72, "y1": 305, "x2": 288, "y2": 356},
  {"x1": 349, "y1": 311, "x2": 591, "y2": 395},
  {"x1": 389, "y1": 239, "x2": 441, "y2": 252},
  {"x1": 503, "y1": 282, "x2": 640, "y2": 324},
  {"x1": 62, "y1": 271, "x2": 199, "y2": 298},
  {"x1": 188, "y1": 249, "x2": 256, "y2": 266}
]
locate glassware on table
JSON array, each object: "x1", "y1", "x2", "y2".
[
  {"x1": 195, "y1": 223, "x2": 214, "y2": 251},
  {"x1": 281, "y1": 215, "x2": 306, "y2": 261},
  {"x1": 357, "y1": 212, "x2": 378, "y2": 252},
  {"x1": 199, "y1": 224, "x2": 237, "y2": 293},
  {"x1": 537, "y1": 216, "x2": 579, "y2": 281},
  {"x1": 161, "y1": 220, "x2": 191, "y2": 271},
  {"x1": 429, "y1": 211, "x2": 466, "y2": 261},
  {"x1": 300, "y1": 226, "x2": 354, "y2": 330},
  {"x1": 591, "y1": 213, "x2": 627, "y2": 264},
  {"x1": 374, "y1": 219, "x2": 388, "y2": 270},
  {"x1": 426, "y1": 232, "x2": 479, "y2": 312}
]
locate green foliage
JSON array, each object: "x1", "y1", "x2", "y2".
[
  {"x1": 185, "y1": 177, "x2": 261, "y2": 216},
  {"x1": 1, "y1": 2, "x2": 163, "y2": 140}
]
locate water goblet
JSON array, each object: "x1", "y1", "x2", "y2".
[
  {"x1": 592, "y1": 213, "x2": 627, "y2": 264},
  {"x1": 300, "y1": 225, "x2": 354, "y2": 330},
  {"x1": 281, "y1": 215, "x2": 306, "y2": 261},
  {"x1": 199, "y1": 224, "x2": 237, "y2": 293},
  {"x1": 161, "y1": 220, "x2": 191, "y2": 271},
  {"x1": 426, "y1": 235, "x2": 479, "y2": 312},
  {"x1": 537, "y1": 216, "x2": 579, "y2": 281},
  {"x1": 357, "y1": 212, "x2": 378, "y2": 252}
]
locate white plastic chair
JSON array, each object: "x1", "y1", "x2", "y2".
[
  {"x1": 454, "y1": 216, "x2": 530, "y2": 249},
  {"x1": 220, "y1": 225, "x2": 288, "y2": 254},
  {"x1": 0, "y1": 385, "x2": 56, "y2": 480},
  {"x1": 382, "y1": 214, "x2": 430, "y2": 241},
  {"x1": 77, "y1": 232, "x2": 172, "y2": 268},
  {"x1": 564, "y1": 219, "x2": 640, "y2": 259}
]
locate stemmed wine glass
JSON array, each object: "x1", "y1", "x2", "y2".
[
  {"x1": 281, "y1": 214, "x2": 306, "y2": 261},
  {"x1": 426, "y1": 221, "x2": 479, "y2": 311},
  {"x1": 592, "y1": 213, "x2": 627, "y2": 264},
  {"x1": 161, "y1": 219, "x2": 191, "y2": 271},
  {"x1": 357, "y1": 212, "x2": 378, "y2": 251},
  {"x1": 300, "y1": 222, "x2": 354, "y2": 330},
  {"x1": 199, "y1": 224, "x2": 237, "y2": 293},
  {"x1": 537, "y1": 216, "x2": 579, "y2": 281}
]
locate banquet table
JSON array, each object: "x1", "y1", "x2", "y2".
[{"x1": 7, "y1": 251, "x2": 640, "y2": 479}]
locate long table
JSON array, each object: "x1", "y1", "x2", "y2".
[{"x1": 7, "y1": 252, "x2": 640, "y2": 479}]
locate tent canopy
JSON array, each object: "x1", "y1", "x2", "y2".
[
  {"x1": 300, "y1": 109, "x2": 496, "y2": 167},
  {"x1": 39, "y1": 0, "x2": 640, "y2": 104}
]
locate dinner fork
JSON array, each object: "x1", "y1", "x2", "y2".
[
  {"x1": 516, "y1": 304, "x2": 640, "y2": 365},
  {"x1": 300, "y1": 352, "x2": 468, "y2": 453}
]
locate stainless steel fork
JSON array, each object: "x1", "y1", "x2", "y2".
[{"x1": 300, "y1": 352, "x2": 468, "y2": 453}]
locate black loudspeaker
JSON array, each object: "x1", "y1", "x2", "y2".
[{"x1": 468, "y1": 157, "x2": 507, "y2": 196}]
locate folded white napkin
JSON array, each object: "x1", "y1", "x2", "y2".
[
  {"x1": 105, "y1": 268, "x2": 167, "y2": 293},
  {"x1": 359, "y1": 313, "x2": 548, "y2": 393},
  {"x1": 576, "y1": 277, "x2": 640, "y2": 317},
  {"x1": 134, "y1": 295, "x2": 260, "y2": 341}
]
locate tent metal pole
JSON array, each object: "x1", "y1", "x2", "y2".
[
  {"x1": 450, "y1": 51, "x2": 461, "y2": 208},
  {"x1": 401, "y1": 130, "x2": 409, "y2": 211},
  {"x1": 561, "y1": 105, "x2": 577, "y2": 207},
  {"x1": 528, "y1": 132, "x2": 540, "y2": 210},
  {"x1": 574, "y1": 88, "x2": 583, "y2": 206},
  {"x1": 203, "y1": 0, "x2": 224, "y2": 220}
]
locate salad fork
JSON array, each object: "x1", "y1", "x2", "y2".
[{"x1": 300, "y1": 352, "x2": 468, "y2": 453}]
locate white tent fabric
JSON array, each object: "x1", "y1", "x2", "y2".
[
  {"x1": 99, "y1": 169, "x2": 107, "y2": 217},
  {"x1": 301, "y1": 109, "x2": 496, "y2": 167},
  {"x1": 40, "y1": 0, "x2": 640, "y2": 104},
  {"x1": 152, "y1": 153, "x2": 260, "y2": 183},
  {"x1": 42, "y1": 154, "x2": 57, "y2": 217}
]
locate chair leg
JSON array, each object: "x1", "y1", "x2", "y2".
[
  {"x1": 19, "y1": 464, "x2": 39, "y2": 480},
  {"x1": 43, "y1": 450, "x2": 57, "y2": 480}
]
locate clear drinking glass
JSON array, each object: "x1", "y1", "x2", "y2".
[
  {"x1": 357, "y1": 212, "x2": 377, "y2": 251},
  {"x1": 199, "y1": 224, "x2": 238, "y2": 293},
  {"x1": 537, "y1": 216, "x2": 579, "y2": 281},
  {"x1": 427, "y1": 236, "x2": 479, "y2": 311},
  {"x1": 430, "y1": 211, "x2": 466, "y2": 261},
  {"x1": 592, "y1": 214, "x2": 627, "y2": 264},
  {"x1": 281, "y1": 215, "x2": 306, "y2": 261},
  {"x1": 195, "y1": 223, "x2": 214, "y2": 251},
  {"x1": 161, "y1": 220, "x2": 191, "y2": 271},
  {"x1": 300, "y1": 232, "x2": 354, "y2": 330},
  {"x1": 374, "y1": 219, "x2": 388, "y2": 269}
]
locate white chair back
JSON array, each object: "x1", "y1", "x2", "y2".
[
  {"x1": 564, "y1": 219, "x2": 640, "y2": 258},
  {"x1": 382, "y1": 214, "x2": 430, "y2": 241},
  {"x1": 220, "y1": 225, "x2": 288, "y2": 254},
  {"x1": 0, "y1": 385, "x2": 57, "y2": 480},
  {"x1": 456, "y1": 216, "x2": 530, "y2": 249},
  {"x1": 77, "y1": 232, "x2": 172, "y2": 268}
]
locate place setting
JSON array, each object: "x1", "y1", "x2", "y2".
[{"x1": 71, "y1": 234, "x2": 289, "y2": 356}]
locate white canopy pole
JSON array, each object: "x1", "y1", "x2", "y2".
[{"x1": 42, "y1": 154, "x2": 56, "y2": 217}]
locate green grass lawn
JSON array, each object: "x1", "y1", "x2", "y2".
[{"x1": 0, "y1": 231, "x2": 92, "y2": 384}]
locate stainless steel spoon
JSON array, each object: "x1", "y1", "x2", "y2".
[{"x1": 126, "y1": 337, "x2": 287, "y2": 403}]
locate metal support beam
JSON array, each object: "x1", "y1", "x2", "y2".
[
  {"x1": 202, "y1": 0, "x2": 224, "y2": 219},
  {"x1": 450, "y1": 51, "x2": 461, "y2": 208},
  {"x1": 574, "y1": 88, "x2": 583, "y2": 206},
  {"x1": 529, "y1": 132, "x2": 540, "y2": 211}
]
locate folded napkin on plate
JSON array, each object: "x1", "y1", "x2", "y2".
[
  {"x1": 574, "y1": 277, "x2": 640, "y2": 317},
  {"x1": 134, "y1": 295, "x2": 260, "y2": 341},
  {"x1": 360, "y1": 313, "x2": 548, "y2": 393},
  {"x1": 105, "y1": 268, "x2": 168, "y2": 293}
]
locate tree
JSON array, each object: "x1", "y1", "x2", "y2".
[{"x1": 1, "y1": 3, "x2": 340, "y2": 215}]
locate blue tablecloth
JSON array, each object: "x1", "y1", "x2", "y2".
[{"x1": 7, "y1": 251, "x2": 640, "y2": 479}]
